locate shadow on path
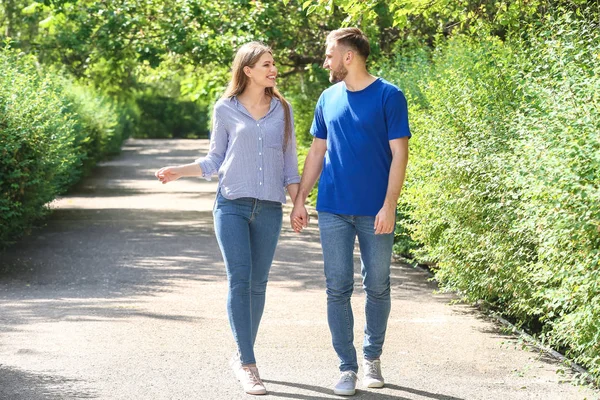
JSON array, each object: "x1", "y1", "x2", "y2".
[
  {"x1": 0, "y1": 207, "x2": 220, "y2": 331},
  {"x1": 0, "y1": 365, "x2": 97, "y2": 399},
  {"x1": 264, "y1": 379, "x2": 465, "y2": 400}
]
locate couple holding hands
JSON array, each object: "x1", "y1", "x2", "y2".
[{"x1": 155, "y1": 27, "x2": 410, "y2": 396}]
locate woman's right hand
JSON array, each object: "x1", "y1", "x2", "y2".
[{"x1": 155, "y1": 166, "x2": 182, "y2": 184}]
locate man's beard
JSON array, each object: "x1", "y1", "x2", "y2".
[{"x1": 329, "y1": 65, "x2": 348, "y2": 83}]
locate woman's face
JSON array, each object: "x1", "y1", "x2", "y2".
[{"x1": 246, "y1": 52, "x2": 277, "y2": 88}]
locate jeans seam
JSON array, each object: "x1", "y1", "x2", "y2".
[{"x1": 345, "y1": 302, "x2": 352, "y2": 354}]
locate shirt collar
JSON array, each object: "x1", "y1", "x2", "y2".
[{"x1": 233, "y1": 95, "x2": 278, "y2": 120}]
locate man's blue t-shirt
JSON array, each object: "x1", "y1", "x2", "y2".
[{"x1": 310, "y1": 77, "x2": 411, "y2": 216}]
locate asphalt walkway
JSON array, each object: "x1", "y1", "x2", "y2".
[{"x1": 0, "y1": 139, "x2": 597, "y2": 400}]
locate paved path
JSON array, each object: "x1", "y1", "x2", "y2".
[{"x1": 0, "y1": 139, "x2": 597, "y2": 400}]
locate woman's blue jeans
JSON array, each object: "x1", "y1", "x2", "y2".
[
  {"x1": 318, "y1": 211, "x2": 394, "y2": 373},
  {"x1": 213, "y1": 192, "x2": 282, "y2": 365}
]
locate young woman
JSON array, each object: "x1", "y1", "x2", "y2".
[{"x1": 155, "y1": 42, "x2": 300, "y2": 395}]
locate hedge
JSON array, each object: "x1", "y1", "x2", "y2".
[
  {"x1": 0, "y1": 47, "x2": 131, "y2": 246},
  {"x1": 379, "y1": 13, "x2": 600, "y2": 381}
]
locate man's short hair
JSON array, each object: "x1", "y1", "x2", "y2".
[{"x1": 326, "y1": 27, "x2": 371, "y2": 60}]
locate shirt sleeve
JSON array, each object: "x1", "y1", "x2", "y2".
[
  {"x1": 283, "y1": 105, "x2": 301, "y2": 187},
  {"x1": 309, "y1": 94, "x2": 327, "y2": 139},
  {"x1": 385, "y1": 90, "x2": 411, "y2": 140},
  {"x1": 195, "y1": 107, "x2": 227, "y2": 180}
]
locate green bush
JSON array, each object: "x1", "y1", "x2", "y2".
[
  {"x1": 511, "y1": 15, "x2": 600, "y2": 377},
  {"x1": 134, "y1": 89, "x2": 209, "y2": 139},
  {"x1": 379, "y1": 13, "x2": 600, "y2": 380},
  {"x1": 0, "y1": 47, "x2": 129, "y2": 247},
  {"x1": 60, "y1": 78, "x2": 128, "y2": 174},
  {"x1": 1, "y1": 49, "x2": 81, "y2": 244}
]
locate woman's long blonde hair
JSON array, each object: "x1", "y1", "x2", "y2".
[{"x1": 223, "y1": 42, "x2": 292, "y2": 150}]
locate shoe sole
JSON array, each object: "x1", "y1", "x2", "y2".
[
  {"x1": 333, "y1": 389, "x2": 356, "y2": 396},
  {"x1": 245, "y1": 389, "x2": 267, "y2": 395},
  {"x1": 364, "y1": 381, "x2": 385, "y2": 388}
]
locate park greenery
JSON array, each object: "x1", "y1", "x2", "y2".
[{"x1": 1, "y1": 0, "x2": 599, "y2": 384}]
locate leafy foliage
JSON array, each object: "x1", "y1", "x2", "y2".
[
  {"x1": 0, "y1": 47, "x2": 128, "y2": 246},
  {"x1": 377, "y1": 13, "x2": 600, "y2": 380},
  {"x1": 0, "y1": 49, "x2": 81, "y2": 245},
  {"x1": 304, "y1": 0, "x2": 599, "y2": 44},
  {"x1": 0, "y1": 1, "x2": 346, "y2": 96}
]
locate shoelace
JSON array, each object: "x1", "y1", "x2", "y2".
[
  {"x1": 243, "y1": 368, "x2": 262, "y2": 386},
  {"x1": 366, "y1": 362, "x2": 380, "y2": 376},
  {"x1": 340, "y1": 372, "x2": 356, "y2": 382}
]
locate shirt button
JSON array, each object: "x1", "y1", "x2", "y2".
[
  {"x1": 257, "y1": 124, "x2": 260, "y2": 127},
  {"x1": 259, "y1": 182, "x2": 263, "y2": 185},
  {"x1": 259, "y1": 138, "x2": 262, "y2": 141},
  {"x1": 259, "y1": 168, "x2": 262, "y2": 171},
  {"x1": 259, "y1": 153, "x2": 262, "y2": 155}
]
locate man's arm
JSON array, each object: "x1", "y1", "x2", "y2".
[
  {"x1": 374, "y1": 137, "x2": 409, "y2": 234},
  {"x1": 290, "y1": 138, "x2": 327, "y2": 232},
  {"x1": 295, "y1": 138, "x2": 327, "y2": 206}
]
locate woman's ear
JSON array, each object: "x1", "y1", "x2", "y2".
[{"x1": 243, "y1": 66, "x2": 252, "y2": 77}]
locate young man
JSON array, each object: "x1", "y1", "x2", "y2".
[{"x1": 290, "y1": 28, "x2": 410, "y2": 396}]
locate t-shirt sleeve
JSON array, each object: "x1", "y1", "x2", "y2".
[
  {"x1": 385, "y1": 90, "x2": 411, "y2": 140},
  {"x1": 310, "y1": 94, "x2": 327, "y2": 139}
]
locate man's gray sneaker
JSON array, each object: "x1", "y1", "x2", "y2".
[
  {"x1": 334, "y1": 370, "x2": 358, "y2": 396},
  {"x1": 363, "y1": 358, "x2": 384, "y2": 388}
]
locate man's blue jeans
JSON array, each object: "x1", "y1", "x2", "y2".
[
  {"x1": 318, "y1": 211, "x2": 393, "y2": 373},
  {"x1": 213, "y1": 192, "x2": 282, "y2": 365}
]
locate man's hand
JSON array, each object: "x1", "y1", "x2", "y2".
[
  {"x1": 290, "y1": 205, "x2": 309, "y2": 233},
  {"x1": 374, "y1": 203, "x2": 396, "y2": 234}
]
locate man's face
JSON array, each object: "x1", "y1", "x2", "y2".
[{"x1": 323, "y1": 42, "x2": 348, "y2": 84}]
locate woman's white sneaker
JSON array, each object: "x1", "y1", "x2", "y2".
[
  {"x1": 334, "y1": 370, "x2": 358, "y2": 395},
  {"x1": 229, "y1": 352, "x2": 243, "y2": 378},
  {"x1": 363, "y1": 359, "x2": 384, "y2": 388},
  {"x1": 239, "y1": 366, "x2": 267, "y2": 395}
]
